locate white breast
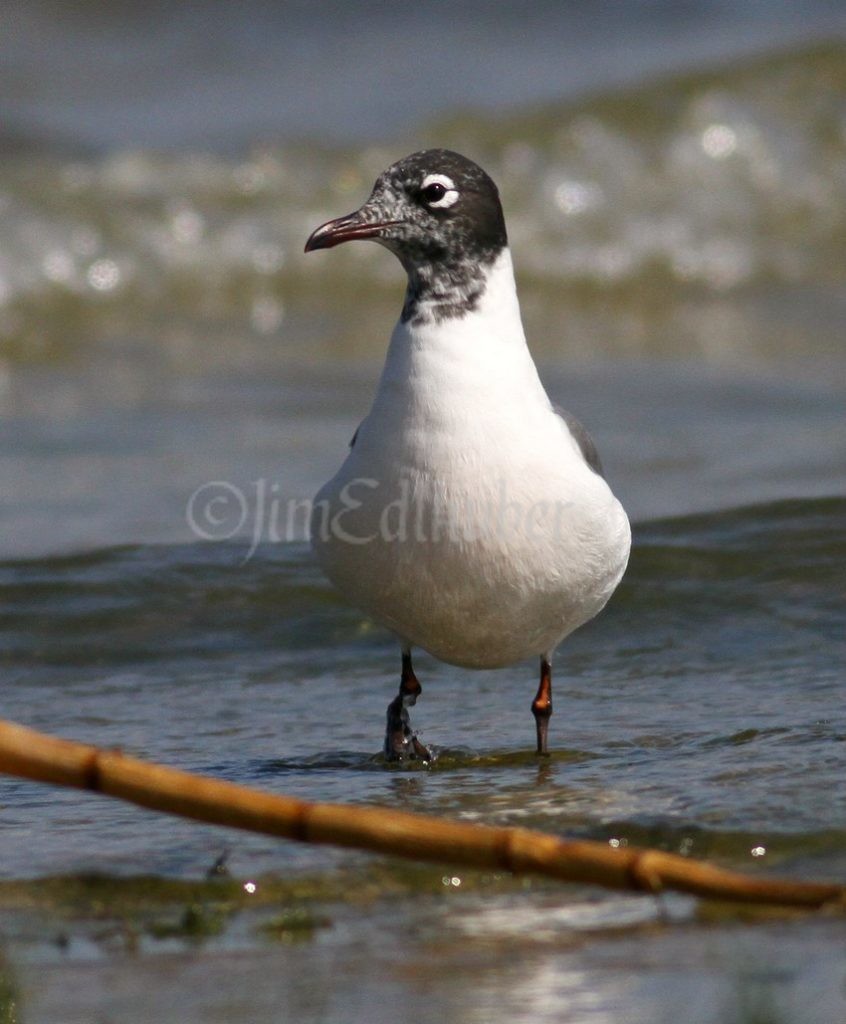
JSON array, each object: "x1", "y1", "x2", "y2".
[{"x1": 310, "y1": 250, "x2": 630, "y2": 668}]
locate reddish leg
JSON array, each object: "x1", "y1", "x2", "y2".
[
  {"x1": 531, "y1": 656, "x2": 553, "y2": 755},
  {"x1": 384, "y1": 650, "x2": 431, "y2": 761}
]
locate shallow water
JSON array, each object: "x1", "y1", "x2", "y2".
[
  {"x1": 2, "y1": 498, "x2": 845, "y2": 1021},
  {"x1": 4, "y1": 496, "x2": 845, "y2": 874},
  {"x1": 2, "y1": 5, "x2": 846, "y2": 1022}
]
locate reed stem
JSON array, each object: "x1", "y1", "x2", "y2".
[{"x1": 0, "y1": 718, "x2": 840, "y2": 909}]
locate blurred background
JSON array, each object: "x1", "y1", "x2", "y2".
[{"x1": 2, "y1": 0, "x2": 844, "y2": 556}]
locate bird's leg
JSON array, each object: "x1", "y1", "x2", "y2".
[
  {"x1": 531, "y1": 656, "x2": 553, "y2": 755},
  {"x1": 385, "y1": 650, "x2": 431, "y2": 761}
]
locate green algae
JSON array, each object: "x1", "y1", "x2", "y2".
[
  {"x1": 0, "y1": 863, "x2": 529, "y2": 956},
  {"x1": 0, "y1": 961, "x2": 18, "y2": 1024},
  {"x1": 0, "y1": 861, "x2": 530, "y2": 912},
  {"x1": 146, "y1": 903, "x2": 228, "y2": 941},
  {"x1": 258, "y1": 908, "x2": 333, "y2": 944}
]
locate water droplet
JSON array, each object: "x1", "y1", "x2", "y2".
[
  {"x1": 87, "y1": 259, "x2": 121, "y2": 292},
  {"x1": 171, "y1": 208, "x2": 204, "y2": 245},
  {"x1": 43, "y1": 250, "x2": 74, "y2": 283},
  {"x1": 701, "y1": 124, "x2": 738, "y2": 160},
  {"x1": 554, "y1": 180, "x2": 603, "y2": 215}
]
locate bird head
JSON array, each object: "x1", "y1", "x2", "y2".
[{"x1": 304, "y1": 149, "x2": 507, "y2": 278}]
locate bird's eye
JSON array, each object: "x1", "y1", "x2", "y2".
[
  {"x1": 421, "y1": 182, "x2": 447, "y2": 204},
  {"x1": 418, "y1": 173, "x2": 460, "y2": 209}
]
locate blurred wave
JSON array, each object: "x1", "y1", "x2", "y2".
[
  {"x1": 4, "y1": 496, "x2": 843, "y2": 672},
  {"x1": 3, "y1": 496, "x2": 844, "y2": 877},
  {"x1": 1, "y1": 43, "x2": 844, "y2": 364}
]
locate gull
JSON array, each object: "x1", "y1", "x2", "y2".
[{"x1": 304, "y1": 149, "x2": 630, "y2": 759}]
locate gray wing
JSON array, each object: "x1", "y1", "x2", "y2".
[{"x1": 553, "y1": 404, "x2": 604, "y2": 477}]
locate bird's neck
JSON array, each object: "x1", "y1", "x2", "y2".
[
  {"x1": 400, "y1": 243, "x2": 506, "y2": 328},
  {"x1": 378, "y1": 248, "x2": 549, "y2": 408}
]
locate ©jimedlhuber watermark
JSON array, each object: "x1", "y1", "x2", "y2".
[{"x1": 186, "y1": 477, "x2": 576, "y2": 562}]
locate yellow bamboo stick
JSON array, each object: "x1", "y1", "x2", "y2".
[{"x1": 0, "y1": 718, "x2": 841, "y2": 909}]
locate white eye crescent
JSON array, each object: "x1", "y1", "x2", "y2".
[{"x1": 420, "y1": 173, "x2": 459, "y2": 209}]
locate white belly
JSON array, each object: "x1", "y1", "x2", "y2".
[{"x1": 310, "y1": 418, "x2": 630, "y2": 667}]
